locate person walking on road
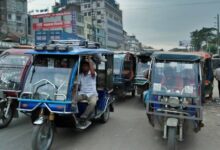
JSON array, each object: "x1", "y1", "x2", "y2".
[{"x1": 214, "y1": 66, "x2": 220, "y2": 97}]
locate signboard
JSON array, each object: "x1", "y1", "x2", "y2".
[
  {"x1": 33, "y1": 21, "x2": 72, "y2": 30},
  {"x1": 35, "y1": 30, "x2": 62, "y2": 45},
  {"x1": 35, "y1": 30, "x2": 85, "y2": 45},
  {"x1": 32, "y1": 12, "x2": 71, "y2": 19}
]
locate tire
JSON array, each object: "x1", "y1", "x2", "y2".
[
  {"x1": 0, "y1": 102, "x2": 13, "y2": 129},
  {"x1": 132, "y1": 90, "x2": 135, "y2": 97},
  {"x1": 167, "y1": 127, "x2": 177, "y2": 150},
  {"x1": 32, "y1": 121, "x2": 54, "y2": 150},
  {"x1": 100, "y1": 106, "x2": 110, "y2": 123}
]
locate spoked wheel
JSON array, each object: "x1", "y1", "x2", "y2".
[
  {"x1": 0, "y1": 101, "x2": 13, "y2": 129},
  {"x1": 100, "y1": 106, "x2": 110, "y2": 123},
  {"x1": 32, "y1": 121, "x2": 54, "y2": 150},
  {"x1": 167, "y1": 127, "x2": 177, "y2": 150}
]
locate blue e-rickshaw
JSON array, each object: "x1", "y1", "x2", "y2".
[
  {"x1": 113, "y1": 51, "x2": 136, "y2": 99},
  {"x1": 145, "y1": 52, "x2": 204, "y2": 150},
  {"x1": 17, "y1": 42, "x2": 114, "y2": 150}
]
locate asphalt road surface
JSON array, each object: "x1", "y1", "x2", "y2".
[{"x1": 1, "y1": 82, "x2": 220, "y2": 150}]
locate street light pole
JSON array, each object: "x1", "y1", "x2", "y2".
[{"x1": 217, "y1": 14, "x2": 220, "y2": 55}]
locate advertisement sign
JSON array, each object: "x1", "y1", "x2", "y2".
[
  {"x1": 32, "y1": 12, "x2": 71, "y2": 19},
  {"x1": 33, "y1": 21, "x2": 72, "y2": 30}
]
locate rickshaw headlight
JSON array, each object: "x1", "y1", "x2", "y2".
[
  {"x1": 182, "y1": 98, "x2": 192, "y2": 105},
  {"x1": 168, "y1": 97, "x2": 180, "y2": 107}
]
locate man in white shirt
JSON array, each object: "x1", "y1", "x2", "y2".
[
  {"x1": 214, "y1": 66, "x2": 220, "y2": 97},
  {"x1": 78, "y1": 58, "x2": 98, "y2": 121}
]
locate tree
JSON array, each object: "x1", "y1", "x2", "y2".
[{"x1": 190, "y1": 27, "x2": 216, "y2": 51}]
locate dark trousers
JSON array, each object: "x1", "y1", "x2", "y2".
[{"x1": 218, "y1": 81, "x2": 220, "y2": 97}]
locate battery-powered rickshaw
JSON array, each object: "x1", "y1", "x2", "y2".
[
  {"x1": 145, "y1": 52, "x2": 203, "y2": 150},
  {"x1": 17, "y1": 43, "x2": 114, "y2": 150},
  {"x1": 113, "y1": 51, "x2": 136, "y2": 99},
  {"x1": 0, "y1": 47, "x2": 32, "y2": 129},
  {"x1": 135, "y1": 50, "x2": 154, "y2": 100},
  {"x1": 193, "y1": 52, "x2": 214, "y2": 100}
]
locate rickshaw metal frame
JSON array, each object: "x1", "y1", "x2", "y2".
[
  {"x1": 146, "y1": 52, "x2": 204, "y2": 121},
  {"x1": 17, "y1": 47, "x2": 114, "y2": 117}
]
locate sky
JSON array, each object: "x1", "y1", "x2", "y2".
[{"x1": 29, "y1": 0, "x2": 220, "y2": 50}]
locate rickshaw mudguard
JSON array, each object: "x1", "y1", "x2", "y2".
[{"x1": 166, "y1": 118, "x2": 178, "y2": 127}]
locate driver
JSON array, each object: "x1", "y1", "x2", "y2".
[
  {"x1": 77, "y1": 58, "x2": 98, "y2": 122},
  {"x1": 161, "y1": 67, "x2": 184, "y2": 91}
]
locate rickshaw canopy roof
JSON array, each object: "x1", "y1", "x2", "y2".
[
  {"x1": 152, "y1": 52, "x2": 201, "y2": 62},
  {"x1": 137, "y1": 50, "x2": 155, "y2": 57},
  {"x1": 25, "y1": 47, "x2": 113, "y2": 56},
  {"x1": 3, "y1": 48, "x2": 33, "y2": 55},
  {"x1": 192, "y1": 52, "x2": 212, "y2": 59}
]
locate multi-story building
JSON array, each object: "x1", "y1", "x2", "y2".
[
  {"x1": 84, "y1": 16, "x2": 106, "y2": 47},
  {"x1": 0, "y1": 0, "x2": 27, "y2": 41},
  {"x1": 126, "y1": 35, "x2": 142, "y2": 52},
  {"x1": 67, "y1": 0, "x2": 123, "y2": 50}
]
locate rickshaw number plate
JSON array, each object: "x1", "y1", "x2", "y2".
[
  {"x1": 184, "y1": 86, "x2": 194, "y2": 94},
  {"x1": 153, "y1": 83, "x2": 161, "y2": 91}
]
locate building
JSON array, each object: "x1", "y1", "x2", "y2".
[
  {"x1": 31, "y1": 4, "x2": 85, "y2": 45},
  {"x1": 84, "y1": 16, "x2": 106, "y2": 47},
  {"x1": 67, "y1": 0, "x2": 123, "y2": 50},
  {"x1": 126, "y1": 35, "x2": 142, "y2": 52},
  {"x1": 0, "y1": 0, "x2": 27, "y2": 41}
]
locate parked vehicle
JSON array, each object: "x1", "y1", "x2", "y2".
[
  {"x1": 0, "y1": 47, "x2": 32, "y2": 129},
  {"x1": 193, "y1": 52, "x2": 214, "y2": 100},
  {"x1": 113, "y1": 51, "x2": 136, "y2": 99},
  {"x1": 135, "y1": 50, "x2": 154, "y2": 100},
  {"x1": 17, "y1": 42, "x2": 114, "y2": 150},
  {"x1": 145, "y1": 52, "x2": 203, "y2": 150}
]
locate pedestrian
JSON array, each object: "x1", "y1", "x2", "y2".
[{"x1": 214, "y1": 65, "x2": 220, "y2": 97}]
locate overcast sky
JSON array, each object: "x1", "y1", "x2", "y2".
[{"x1": 29, "y1": 0, "x2": 220, "y2": 49}]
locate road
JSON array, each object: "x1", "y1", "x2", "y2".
[{"x1": 1, "y1": 82, "x2": 220, "y2": 150}]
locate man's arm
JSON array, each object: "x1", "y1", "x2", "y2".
[{"x1": 88, "y1": 58, "x2": 96, "y2": 77}]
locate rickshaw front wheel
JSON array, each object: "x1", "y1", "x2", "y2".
[
  {"x1": 100, "y1": 106, "x2": 110, "y2": 123},
  {"x1": 32, "y1": 121, "x2": 54, "y2": 150},
  {"x1": 167, "y1": 127, "x2": 177, "y2": 150},
  {"x1": 0, "y1": 101, "x2": 13, "y2": 129}
]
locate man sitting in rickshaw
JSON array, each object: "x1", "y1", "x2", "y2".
[
  {"x1": 161, "y1": 67, "x2": 184, "y2": 91},
  {"x1": 77, "y1": 58, "x2": 98, "y2": 122}
]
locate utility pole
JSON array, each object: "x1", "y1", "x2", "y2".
[{"x1": 217, "y1": 14, "x2": 220, "y2": 55}]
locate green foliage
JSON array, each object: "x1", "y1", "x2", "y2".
[
  {"x1": 190, "y1": 27, "x2": 216, "y2": 51},
  {"x1": 205, "y1": 44, "x2": 218, "y2": 54}
]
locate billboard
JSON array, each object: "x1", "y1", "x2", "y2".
[
  {"x1": 33, "y1": 21, "x2": 72, "y2": 30},
  {"x1": 32, "y1": 12, "x2": 71, "y2": 19},
  {"x1": 35, "y1": 30, "x2": 85, "y2": 45}
]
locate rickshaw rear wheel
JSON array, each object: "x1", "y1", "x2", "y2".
[
  {"x1": 0, "y1": 101, "x2": 13, "y2": 129},
  {"x1": 100, "y1": 106, "x2": 110, "y2": 123},
  {"x1": 167, "y1": 127, "x2": 177, "y2": 150},
  {"x1": 32, "y1": 121, "x2": 54, "y2": 150}
]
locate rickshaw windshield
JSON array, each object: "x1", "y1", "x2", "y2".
[
  {"x1": 113, "y1": 54, "x2": 124, "y2": 75},
  {"x1": 136, "y1": 61, "x2": 150, "y2": 77},
  {"x1": 151, "y1": 61, "x2": 199, "y2": 98},
  {"x1": 23, "y1": 55, "x2": 76, "y2": 100},
  {"x1": 0, "y1": 54, "x2": 29, "y2": 90}
]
